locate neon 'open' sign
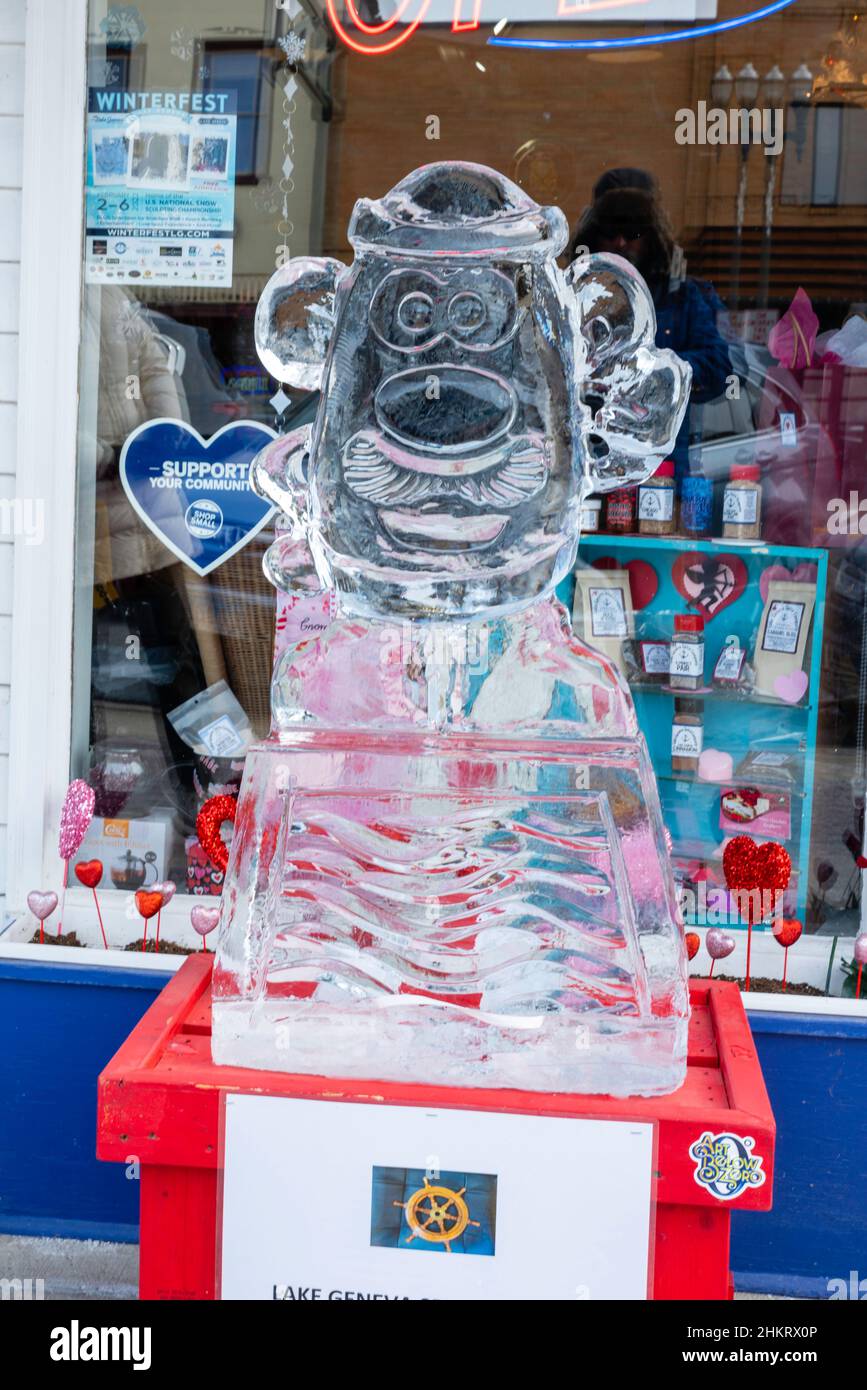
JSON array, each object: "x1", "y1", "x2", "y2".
[{"x1": 325, "y1": 0, "x2": 798, "y2": 55}]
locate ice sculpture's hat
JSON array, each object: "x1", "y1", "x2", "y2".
[{"x1": 349, "y1": 161, "x2": 569, "y2": 261}]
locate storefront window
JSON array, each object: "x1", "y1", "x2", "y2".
[{"x1": 69, "y1": 1, "x2": 867, "y2": 997}]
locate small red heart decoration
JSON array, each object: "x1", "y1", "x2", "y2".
[
  {"x1": 685, "y1": 931, "x2": 701, "y2": 961},
  {"x1": 672, "y1": 552, "x2": 748, "y2": 619},
  {"x1": 196, "y1": 794, "x2": 237, "y2": 874},
  {"x1": 592, "y1": 556, "x2": 659, "y2": 610},
  {"x1": 135, "y1": 890, "x2": 163, "y2": 921},
  {"x1": 773, "y1": 917, "x2": 803, "y2": 949},
  {"x1": 74, "y1": 859, "x2": 103, "y2": 889}
]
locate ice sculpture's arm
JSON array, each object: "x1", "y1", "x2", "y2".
[{"x1": 566, "y1": 252, "x2": 691, "y2": 492}]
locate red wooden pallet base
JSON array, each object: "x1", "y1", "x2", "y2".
[{"x1": 97, "y1": 955, "x2": 774, "y2": 1300}]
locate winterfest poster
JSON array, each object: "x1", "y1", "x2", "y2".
[{"x1": 85, "y1": 89, "x2": 237, "y2": 288}]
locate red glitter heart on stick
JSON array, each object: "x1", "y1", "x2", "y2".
[
  {"x1": 74, "y1": 859, "x2": 103, "y2": 889},
  {"x1": 723, "y1": 836, "x2": 792, "y2": 994},
  {"x1": 772, "y1": 918, "x2": 803, "y2": 949},
  {"x1": 196, "y1": 794, "x2": 237, "y2": 875},
  {"x1": 723, "y1": 836, "x2": 792, "y2": 908},
  {"x1": 134, "y1": 890, "x2": 163, "y2": 921}
]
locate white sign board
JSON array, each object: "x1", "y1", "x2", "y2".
[{"x1": 220, "y1": 1095, "x2": 654, "y2": 1300}]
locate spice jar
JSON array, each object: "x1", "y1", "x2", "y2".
[
  {"x1": 722, "y1": 463, "x2": 762, "y2": 540},
  {"x1": 680, "y1": 466, "x2": 713, "y2": 538},
  {"x1": 605, "y1": 487, "x2": 635, "y2": 534},
  {"x1": 671, "y1": 698, "x2": 704, "y2": 775},
  {"x1": 669, "y1": 613, "x2": 705, "y2": 691},
  {"x1": 580, "y1": 495, "x2": 602, "y2": 534},
  {"x1": 638, "y1": 459, "x2": 676, "y2": 535}
]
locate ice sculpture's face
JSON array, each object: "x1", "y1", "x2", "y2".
[
  {"x1": 254, "y1": 163, "x2": 689, "y2": 620},
  {"x1": 307, "y1": 253, "x2": 579, "y2": 617}
]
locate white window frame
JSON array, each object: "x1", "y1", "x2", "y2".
[{"x1": 8, "y1": 0, "x2": 89, "y2": 916}]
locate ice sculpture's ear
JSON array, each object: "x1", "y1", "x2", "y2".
[
  {"x1": 251, "y1": 425, "x2": 310, "y2": 522},
  {"x1": 254, "y1": 256, "x2": 348, "y2": 390},
  {"x1": 565, "y1": 251, "x2": 691, "y2": 493}
]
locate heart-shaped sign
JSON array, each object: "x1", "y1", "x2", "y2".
[
  {"x1": 697, "y1": 748, "x2": 734, "y2": 783},
  {"x1": 74, "y1": 859, "x2": 103, "y2": 889},
  {"x1": 591, "y1": 557, "x2": 659, "y2": 610},
  {"x1": 759, "y1": 564, "x2": 791, "y2": 604},
  {"x1": 119, "y1": 420, "x2": 277, "y2": 577},
  {"x1": 774, "y1": 669, "x2": 809, "y2": 704},
  {"x1": 672, "y1": 552, "x2": 748, "y2": 619},
  {"x1": 684, "y1": 931, "x2": 700, "y2": 961}
]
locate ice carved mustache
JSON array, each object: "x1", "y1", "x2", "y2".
[{"x1": 343, "y1": 432, "x2": 550, "y2": 509}]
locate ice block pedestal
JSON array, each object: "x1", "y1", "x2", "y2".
[
  {"x1": 212, "y1": 729, "x2": 688, "y2": 1098},
  {"x1": 97, "y1": 955, "x2": 775, "y2": 1300}
]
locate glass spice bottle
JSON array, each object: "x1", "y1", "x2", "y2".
[
  {"x1": 671, "y1": 698, "x2": 704, "y2": 775},
  {"x1": 638, "y1": 459, "x2": 676, "y2": 535},
  {"x1": 722, "y1": 463, "x2": 762, "y2": 540},
  {"x1": 605, "y1": 486, "x2": 635, "y2": 534},
  {"x1": 581, "y1": 495, "x2": 602, "y2": 534},
  {"x1": 669, "y1": 613, "x2": 705, "y2": 691},
  {"x1": 680, "y1": 464, "x2": 714, "y2": 538}
]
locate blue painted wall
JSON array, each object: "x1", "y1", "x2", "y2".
[
  {"x1": 732, "y1": 1010, "x2": 867, "y2": 1299},
  {"x1": 0, "y1": 959, "x2": 170, "y2": 1242}
]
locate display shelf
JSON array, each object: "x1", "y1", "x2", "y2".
[
  {"x1": 578, "y1": 534, "x2": 823, "y2": 561},
  {"x1": 563, "y1": 532, "x2": 828, "y2": 929},
  {"x1": 656, "y1": 771, "x2": 806, "y2": 799},
  {"x1": 629, "y1": 680, "x2": 812, "y2": 710}
]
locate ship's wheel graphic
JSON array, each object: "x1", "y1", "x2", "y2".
[{"x1": 394, "y1": 1177, "x2": 481, "y2": 1253}]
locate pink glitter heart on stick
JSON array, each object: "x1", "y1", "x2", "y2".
[
  {"x1": 58, "y1": 780, "x2": 95, "y2": 861},
  {"x1": 27, "y1": 890, "x2": 58, "y2": 921},
  {"x1": 191, "y1": 905, "x2": 220, "y2": 951}
]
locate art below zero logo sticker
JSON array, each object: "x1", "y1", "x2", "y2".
[{"x1": 689, "y1": 1132, "x2": 766, "y2": 1200}]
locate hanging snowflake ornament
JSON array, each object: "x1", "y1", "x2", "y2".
[
  {"x1": 253, "y1": 179, "x2": 283, "y2": 217},
  {"x1": 100, "y1": 5, "x2": 147, "y2": 46},
  {"x1": 278, "y1": 31, "x2": 307, "y2": 66},
  {"x1": 170, "y1": 26, "x2": 196, "y2": 62},
  {"x1": 89, "y1": 59, "x2": 122, "y2": 87}
]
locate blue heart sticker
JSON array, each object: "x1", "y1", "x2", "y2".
[{"x1": 119, "y1": 419, "x2": 277, "y2": 577}]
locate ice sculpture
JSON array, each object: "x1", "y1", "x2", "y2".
[{"x1": 212, "y1": 163, "x2": 691, "y2": 1097}]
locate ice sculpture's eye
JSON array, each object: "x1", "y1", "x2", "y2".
[
  {"x1": 397, "y1": 292, "x2": 435, "y2": 335},
  {"x1": 448, "y1": 292, "x2": 486, "y2": 336}
]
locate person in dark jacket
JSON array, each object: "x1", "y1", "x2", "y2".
[{"x1": 570, "y1": 170, "x2": 732, "y2": 475}]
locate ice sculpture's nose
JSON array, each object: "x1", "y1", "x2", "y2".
[{"x1": 374, "y1": 366, "x2": 516, "y2": 456}]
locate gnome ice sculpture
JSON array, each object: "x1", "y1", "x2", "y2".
[{"x1": 212, "y1": 163, "x2": 691, "y2": 1097}]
